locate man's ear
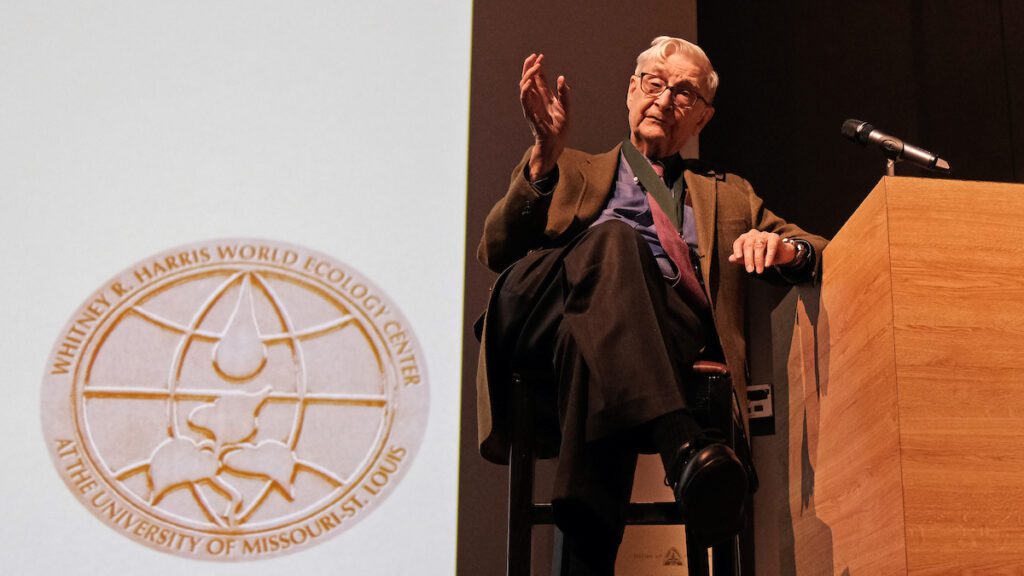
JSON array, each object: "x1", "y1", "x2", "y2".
[
  {"x1": 695, "y1": 105, "x2": 715, "y2": 132},
  {"x1": 626, "y1": 74, "x2": 639, "y2": 107}
]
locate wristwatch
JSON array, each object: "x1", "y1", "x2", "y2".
[{"x1": 781, "y1": 237, "x2": 808, "y2": 268}]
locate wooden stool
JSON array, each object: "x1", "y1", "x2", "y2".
[{"x1": 506, "y1": 361, "x2": 742, "y2": 576}]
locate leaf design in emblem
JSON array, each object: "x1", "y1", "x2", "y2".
[
  {"x1": 147, "y1": 437, "x2": 219, "y2": 505},
  {"x1": 222, "y1": 440, "x2": 299, "y2": 499}
]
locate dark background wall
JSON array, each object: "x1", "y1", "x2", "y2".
[
  {"x1": 698, "y1": 0, "x2": 1024, "y2": 241},
  {"x1": 459, "y1": 2, "x2": 1023, "y2": 575}
]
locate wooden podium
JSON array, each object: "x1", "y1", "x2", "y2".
[{"x1": 754, "y1": 176, "x2": 1024, "y2": 575}]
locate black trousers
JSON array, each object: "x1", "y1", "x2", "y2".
[{"x1": 489, "y1": 221, "x2": 710, "y2": 574}]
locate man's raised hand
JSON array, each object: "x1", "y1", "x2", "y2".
[{"x1": 520, "y1": 53, "x2": 571, "y2": 181}]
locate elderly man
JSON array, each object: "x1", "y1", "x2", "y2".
[{"x1": 477, "y1": 36, "x2": 827, "y2": 573}]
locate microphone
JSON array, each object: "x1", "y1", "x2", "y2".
[{"x1": 841, "y1": 119, "x2": 951, "y2": 173}]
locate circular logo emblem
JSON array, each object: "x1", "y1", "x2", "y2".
[{"x1": 41, "y1": 239, "x2": 428, "y2": 560}]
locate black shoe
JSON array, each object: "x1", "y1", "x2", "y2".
[{"x1": 668, "y1": 437, "x2": 748, "y2": 546}]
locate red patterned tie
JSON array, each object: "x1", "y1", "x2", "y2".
[{"x1": 648, "y1": 162, "x2": 708, "y2": 310}]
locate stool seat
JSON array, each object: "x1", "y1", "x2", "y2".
[{"x1": 506, "y1": 361, "x2": 744, "y2": 576}]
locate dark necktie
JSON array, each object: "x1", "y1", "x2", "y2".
[{"x1": 648, "y1": 162, "x2": 708, "y2": 310}]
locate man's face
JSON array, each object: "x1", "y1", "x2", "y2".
[{"x1": 626, "y1": 52, "x2": 715, "y2": 159}]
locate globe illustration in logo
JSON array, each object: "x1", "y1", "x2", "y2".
[{"x1": 42, "y1": 240, "x2": 428, "y2": 559}]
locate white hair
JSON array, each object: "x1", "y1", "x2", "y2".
[{"x1": 635, "y1": 36, "x2": 719, "y2": 102}]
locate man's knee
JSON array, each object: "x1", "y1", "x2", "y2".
[
  {"x1": 570, "y1": 221, "x2": 649, "y2": 266},
  {"x1": 583, "y1": 219, "x2": 644, "y2": 246}
]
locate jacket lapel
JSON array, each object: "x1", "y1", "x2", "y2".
[
  {"x1": 684, "y1": 169, "x2": 717, "y2": 302},
  {"x1": 575, "y1": 144, "x2": 621, "y2": 218}
]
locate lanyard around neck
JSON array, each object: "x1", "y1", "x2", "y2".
[{"x1": 621, "y1": 139, "x2": 684, "y2": 230}]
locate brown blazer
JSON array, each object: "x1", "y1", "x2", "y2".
[{"x1": 476, "y1": 144, "x2": 828, "y2": 463}]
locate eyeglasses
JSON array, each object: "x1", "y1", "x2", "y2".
[{"x1": 635, "y1": 73, "x2": 710, "y2": 108}]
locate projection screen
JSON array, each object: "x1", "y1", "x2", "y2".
[{"x1": 1, "y1": 1, "x2": 469, "y2": 574}]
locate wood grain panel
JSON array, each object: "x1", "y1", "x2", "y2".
[
  {"x1": 812, "y1": 180, "x2": 908, "y2": 575},
  {"x1": 758, "y1": 177, "x2": 1024, "y2": 574},
  {"x1": 884, "y1": 177, "x2": 1024, "y2": 573},
  {"x1": 886, "y1": 177, "x2": 1024, "y2": 328}
]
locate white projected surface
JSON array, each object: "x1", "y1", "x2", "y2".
[{"x1": 0, "y1": 1, "x2": 469, "y2": 574}]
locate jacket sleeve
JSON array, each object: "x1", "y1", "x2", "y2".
[
  {"x1": 736, "y1": 175, "x2": 830, "y2": 285},
  {"x1": 477, "y1": 148, "x2": 557, "y2": 273}
]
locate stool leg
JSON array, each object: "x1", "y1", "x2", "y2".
[
  {"x1": 508, "y1": 375, "x2": 535, "y2": 576},
  {"x1": 685, "y1": 528, "x2": 710, "y2": 576},
  {"x1": 711, "y1": 536, "x2": 738, "y2": 576},
  {"x1": 508, "y1": 435, "x2": 534, "y2": 575}
]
